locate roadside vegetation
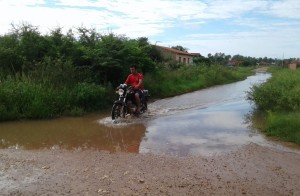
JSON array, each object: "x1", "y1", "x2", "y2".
[
  {"x1": 0, "y1": 23, "x2": 291, "y2": 121},
  {"x1": 247, "y1": 67, "x2": 300, "y2": 144},
  {"x1": 144, "y1": 64, "x2": 253, "y2": 98}
]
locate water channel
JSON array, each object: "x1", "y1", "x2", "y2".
[{"x1": 0, "y1": 72, "x2": 298, "y2": 156}]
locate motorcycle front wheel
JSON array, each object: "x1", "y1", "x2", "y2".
[{"x1": 111, "y1": 103, "x2": 125, "y2": 120}]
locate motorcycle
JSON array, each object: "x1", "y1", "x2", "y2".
[{"x1": 111, "y1": 84, "x2": 150, "y2": 120}]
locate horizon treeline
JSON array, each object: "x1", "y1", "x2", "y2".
[
  {"x1": 0, "y1": 23, "x2": 163, "y2": 87},
  {"x1": 1, "y1": 23, "x2": 297, "y2": 86}
]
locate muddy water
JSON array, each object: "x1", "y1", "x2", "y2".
[
  {"x1": 0, "y1": 114, "x2": 146, "y2": 153},
  {"x1": 1, "y1": 72, "x2": 296, "y2": 156}
]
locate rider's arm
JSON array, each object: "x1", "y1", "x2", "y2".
[
  {"x1": 135, "y1": 74, "x2": 143, "y2": 89},
  {"x1": 135, "y1": 78, "x2": 142, "y2": 88},
  {"x1": 124, "y1": 75, "x2": 130, "y2": 85}
]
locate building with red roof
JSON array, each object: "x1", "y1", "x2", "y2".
[{"x1": 154, "y1": 45, "x2": 195, "y2": 65}]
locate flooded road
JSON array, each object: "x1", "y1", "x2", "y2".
[
  {"x1": 140, "y1": 72, "x2": 273, "y2": 156},
  {"x1": 1, "y1": 72, "x2": 296, "y2": 156}
]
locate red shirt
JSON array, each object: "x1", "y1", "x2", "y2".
[{"x1": 125, "y1": 73, "x2": 144, "y2": 90}]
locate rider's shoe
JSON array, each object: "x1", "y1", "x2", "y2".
[{"x1": 133, "y1": 110, "x2": 141, "y2": 117}]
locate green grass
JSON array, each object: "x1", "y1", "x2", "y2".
[
  {"x1": 144, "y1": 64, "x2": 253, "y2": 98},
  {"x1": 247, "y1": 68, "x2": 300, "y2": 112},
  {"x1": 265, "y1": 112, "x2": 300, "y2": 144},
  {"x1": 247, "y1": 67, "x2": 300, "y2": 145},
  {"x1": 0, "y1": 77, "x2": 112, "y2": 121}
]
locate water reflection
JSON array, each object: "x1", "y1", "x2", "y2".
[
  {"x1": 140, "y1": 72, "x2": 273, "y2": 156},
  {"x1": 141, "y1": 105, "x2": 267, "y2": 156},
  {"x1": 0, "y1": 114, "x2": 146, "y2": 153}
]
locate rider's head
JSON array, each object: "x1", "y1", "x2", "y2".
[{"x1": 130, "y1": 65, "x2": 138, "y2": 74}]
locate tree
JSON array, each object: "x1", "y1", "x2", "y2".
[
  {"x1": 0, "y1": 34, "x2": 22, "y2": 75},
  {"x1": 171, "y1": 45, "x2": 188, "y2": 52},
  {"x1": 0, "y1": 23, "x2": 48, "y2": 75},
  {"x1": 193, "y1": 55, "x2": 211, "y2": 66}
]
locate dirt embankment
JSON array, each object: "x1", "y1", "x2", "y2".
[{"x1": 1, "y1": 143, "x2": 300, "y2": 195}]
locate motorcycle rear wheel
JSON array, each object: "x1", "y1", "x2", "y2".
[
  {"x1": 111, "y1": 104, "x2": 125, "y2": 120},
  {"x1": 140, "y1": 96, "x2": 148, "y2": 112},
  {"x1": 141, "y1": 101, "x2": 147, "y2": 113}
]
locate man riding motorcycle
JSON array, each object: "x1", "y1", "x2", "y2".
[{"x1": 124, "y1": 65, "x2": 144, "y2": 114}]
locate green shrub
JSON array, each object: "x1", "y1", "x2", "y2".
[
  {"x1": 144, "y1": 65, "x2": 252, "y2": 98},
  {"x1": 71, "y1": 82, "x2": 112, "y2": 111},
  {"x1": 265, "y1": 112, "x2": 300, "y2": 144},
  {"x1": 247, "y1": 69, "x2": 300, "y2": 112},
  {"x1": 247, "y1": 68, "x2": 300, "y2": 145},
  {"x1": 0, "y1": 77, "x2": 113, "y2": 121}
]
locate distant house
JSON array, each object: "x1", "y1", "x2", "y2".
[
  {"x1": 191, "y1": 53, "x2": 201, "y2": 57},
  {"x1": 154, "y1": 45, "x2": 195, "y2": 65},
  {"x1": 288, "y1": 60, "x2": 300, "y2": 70},
  {"x1": 227, "y1": 60, "x2": 240, "y2": 67}
]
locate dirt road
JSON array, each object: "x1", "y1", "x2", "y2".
[
  {"x1": 1, "y1": 143, "x2": 300, "y2": 195},
  {"x1": 1, "y1": 68, "x2": 299, "y2": 195}
]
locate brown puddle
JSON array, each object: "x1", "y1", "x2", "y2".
[{"x1": 0, "y1": 114, "x2": 146, "y2": 153}]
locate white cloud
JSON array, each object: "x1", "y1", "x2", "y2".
[
  {"x1": 0, "y1": 0, "x2": 45, "y2": 6},
  {"x1": 179, "y1": 27, "x2": 300, "y2": 58},
  {"x1": 266, "y1": 0, "x2": 300, "y2": 19},
  {"x1": 0, "y1": 0, "x2": 299, "y2": 58}
]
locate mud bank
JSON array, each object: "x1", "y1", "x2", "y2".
[{"x1": 1, "y1": 143, "x2": 299, "y2": 195}]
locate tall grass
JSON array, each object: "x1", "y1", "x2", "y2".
[
  {"x1": 144, "y1": 64, "x2": 252, "y2": 98},
  {"x1": 265, "y1": 112, "x2": 300, "y2": 144},
  {"x1": 247, "y1": 67, "x2": 300, "y2": 144},
  {"x1": 0, "y1": 76, "x2": 112, "y2": 121},
  {"x1": 247, "y1": 68, "x2": 300, "y2": 112}
]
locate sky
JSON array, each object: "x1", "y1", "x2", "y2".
[{"x1": 0, "y1": 0, "x2": 299, "y2": 59}]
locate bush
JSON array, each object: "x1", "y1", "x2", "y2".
[
  {"x1": 71, "y1": 82, "x2": 112, "y2": 111},
  {"x1": 0, "y1": 77, "x2": 113, "y2": 121},
  {"x1": 247, "y1": 69, "x2": 300, "y2": 112},
  {"x1": 247, "y1": 68, "x2": 300, "y2": 145},
  {"x1": 144, "y1": 64, "x2": 252, "y2": 98},
  {"x1": 265, "y1": 112, "x2": 300, "y2": 144}
]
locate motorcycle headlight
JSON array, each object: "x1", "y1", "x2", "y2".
[{"x1": 118, "y1": 89, "x2": 124, "y2": 95}]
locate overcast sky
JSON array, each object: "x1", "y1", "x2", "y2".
[{"x1": 0, "y1": 0, "x2": 299, "y2": 59}]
